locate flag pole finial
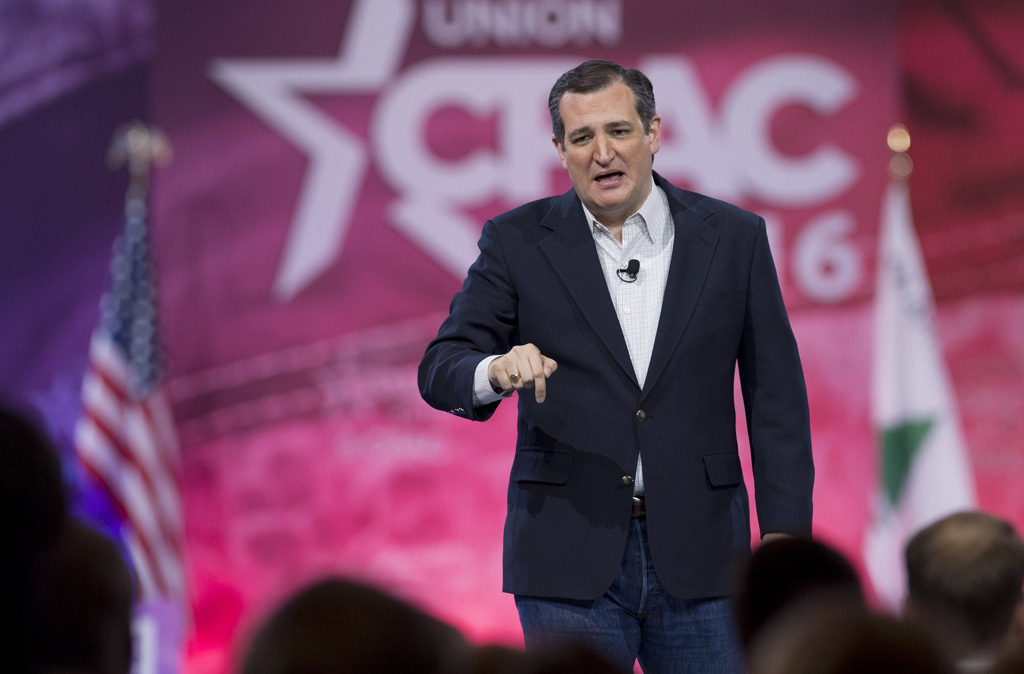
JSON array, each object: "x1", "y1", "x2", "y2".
[
  {"x1": 887, "y1": 124, "x2": 913, "y2": 179},
  {"x1": 107, "y1": 120, "x2": 172, "y2": 186}
]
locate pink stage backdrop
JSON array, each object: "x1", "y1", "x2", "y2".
[{"x1": 148, "y1": 1, "x2": 1023, "y2": 672}]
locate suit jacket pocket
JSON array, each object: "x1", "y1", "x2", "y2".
[
  {"x1": 510, "y1": 447, "x2": 573, "y2": 485},
  {"x1": 698, "y1": 289, "x2": 745, "y2": 306},
  {"x1": 703, "y1": 452, "x2": 742, "y2": 488}
]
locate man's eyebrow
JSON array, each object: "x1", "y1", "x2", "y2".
[
  {"x1": 567, "y1": 119, "x2": 633, "y2": 138},
  {"x1": 566, "y1": 124, "x2": 594, "y2": 138}
]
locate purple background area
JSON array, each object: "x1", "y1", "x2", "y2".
[{"x1": 0, "y1": 62, "x2": 151, "y2": 529}]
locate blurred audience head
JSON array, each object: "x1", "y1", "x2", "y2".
[
  {"x1": 468, "y1": 639, "x2": 618, "y2": 671},
  {"x1": 903, "y1": 510, "x2": 1024, "y2": 667},
  {"x1": 749, "y1": 606, "x2": 954, "y2": 674},
  {"x1": 1, "y1": 404, "x2": 70, "y2": 673},
  {"x1": 0, "y1": 405, "x2": 68, "y2": 554},
  {"x1": 733, "y1": 536, "x2": 867, "y2": 652},
  {"x1": 989, "y1": 640, "x2": 1024, "y2": 674},
  {"x1": 237, "y1": 576, "x2": 469, "y2": 674},
  {"x1": 466, "y1": 641, "x2": 618, "y2": 674},
  {"x1": 28, "y1": 520, "x2": 135, "y2": 674}
]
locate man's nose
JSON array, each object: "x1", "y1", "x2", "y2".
[{"x1": 593, "y1": 135, "x2": 614, "y2": 164}]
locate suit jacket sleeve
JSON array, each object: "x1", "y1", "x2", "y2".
[
  {"x1": 418, "y1": 218, "x2": 516, "y2": 422},
  {"x1": 739, "y1": 220, "x2": 814, "y2": 537}
]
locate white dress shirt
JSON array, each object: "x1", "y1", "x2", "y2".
[{"x1": 473, "y1": 180, "x2": 675, "y2": 495}]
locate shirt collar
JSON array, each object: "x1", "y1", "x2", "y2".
[{"x1": 579, "y1": 177, "x2": 667, "y2": 244}]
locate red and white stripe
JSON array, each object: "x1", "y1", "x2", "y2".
[{"x1": 75, "y1": 333, "x2": 185, "y2": 599}]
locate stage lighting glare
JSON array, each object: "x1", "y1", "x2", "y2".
[
  {"x1": 889, "y1": 153, "x2": 913, "y2": 179},
  {"x1": 887, "y1": 124, "x2": 911, "y2": 153}
]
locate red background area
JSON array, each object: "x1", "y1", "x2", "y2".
[{"x1": 147, "y1": 3, "x2": 1024, "y2": 672}]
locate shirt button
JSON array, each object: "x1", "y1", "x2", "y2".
[
  {"x1": 622, "y1": 475, "x2": 635, "y2": 486},
  {"x1": 624, "y1": 307, "x2": 631, "y2": 314},
  {"x1": 636, "y1": 410, "x2": 647, "y2": 423}
]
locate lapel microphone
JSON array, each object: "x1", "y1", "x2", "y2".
[{"x1": 617, "y1": 259, "x2": 640, "y2": 283}]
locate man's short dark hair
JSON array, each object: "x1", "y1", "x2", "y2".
[
  {"x1": 733, "y1": 537, "x2": 866, "y2": 652},
  {"x1": 28, "y1": 521, "x2": 135, "y2": 674},
  {"x1": 905, "y1": 511, "x2": 1024, "y2": 648},
  {"x1": 751, "y1": 609, "x2": 954, "y2": 674},
  {"x1": 239, "y1": 577, "x2": 468, "y2": 674},
  {"x1": 548, "y1": 59, "x2": 657, "y2": 144}
]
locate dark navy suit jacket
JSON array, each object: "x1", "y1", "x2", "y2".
[{"x1": 419, "y1": 172, "x2": 814, "y2": 600}]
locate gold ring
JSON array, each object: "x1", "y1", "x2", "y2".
[{"x1": 509, "y1": 373, "x2": 520, "y2": 385}]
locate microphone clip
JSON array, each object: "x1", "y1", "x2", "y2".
[{"x1": 617, "y1": 259, "x2": 640, "y2": 283}]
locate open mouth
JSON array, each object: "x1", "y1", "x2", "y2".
[{"x1": 594, "y1": 171, "x2": 624, "y2": 185}]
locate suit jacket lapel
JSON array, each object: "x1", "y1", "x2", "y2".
[
  {"x1": 642, "y1": 174, "x2": 720, "y2": 399},
  {"x1": 538, "y1": 190, "x2": 639, "y2": 388}
]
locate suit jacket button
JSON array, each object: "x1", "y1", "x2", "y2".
[
  {"x1": 622, "y1": 475, "x2": 635, "y2": 486},
  {"x1": 636, "y1": 409, "x2": 647, "y2": 423}
]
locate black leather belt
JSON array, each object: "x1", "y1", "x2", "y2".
[{"x1": 631, "y1": 497, "x2": 646, "y2": 519}]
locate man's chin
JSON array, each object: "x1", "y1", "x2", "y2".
[{"x1": 589, "y1": 196, "x2": 628, "y2": 216}]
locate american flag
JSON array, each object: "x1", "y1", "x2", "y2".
[{"x1": 74, "y1": 180, "x2": 186, "y2": 601}]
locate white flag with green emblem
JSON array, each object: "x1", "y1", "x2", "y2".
[{"x1": 863, "y1": 179, "x2": 976, "y2": 608}]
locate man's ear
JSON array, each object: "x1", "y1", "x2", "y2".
[
  {"x1": 648, "y1": 114, "x2": 663, "y2": 155},
  {"x1": 552, "y1": 135, "x2": 568, "y2": 169}
]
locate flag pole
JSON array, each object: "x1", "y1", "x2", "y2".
[
  {"x1": 863, "y1": 123, "x2": 976, "y2": 609},
  {"x1": 75, "y1": 120, "x2": 188, "y2": 673}
]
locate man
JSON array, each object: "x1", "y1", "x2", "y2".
[
  {"x1": 748, "y1": 609, "x2": 953, "y2": 674},
  {"x1": 239, "y1": 577, "x2": 469, "y2": 674},
  {"x1": 903, "y1": 511, "x2": 1024, "y2": 673},
  {"x1": 733, "y1": 537, "x2": 866, "y2": 655},
  {"x1": 28, "y1": 521, "x2": 135, "y2": 674},
  {"x1": 419, "y1": 59, "x2": 814, "y2": 673},
  {"x1": 1, "y1": 405, "x2": 70, "y2": 673}
]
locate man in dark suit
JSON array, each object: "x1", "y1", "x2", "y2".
[{"x1": 419, "y1": 59, "x2": 813, "y2": 673}]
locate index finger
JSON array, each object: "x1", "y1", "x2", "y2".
[
  {"x1": 531, "y1": 356, "x2": 557, "y2": 403},
  {"x1": 516, "y1": 350, "x2": 547, "y2": 403},
  {"x1": 533, "y1": 369, "x2": 547, "y2": 403}
]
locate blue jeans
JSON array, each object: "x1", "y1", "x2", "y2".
[{"x1": 515, "y1": 518, "x2": 743, "y2": 674}]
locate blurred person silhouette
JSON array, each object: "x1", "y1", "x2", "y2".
[
  {"x1": 26, "y1": 519, "x2": 135, "y2": 674},
  {"x1": 0, "y1": 405, "x2": 68, "y2": 555},
  {"x1": 1, "y1": 405, "x2": 70, "y2": 673},
  {"x1": 467, "y1": 641, "x2": 620, "y2": 674},
  {"x1": 749, "y1": 606, "x2": 954, "y2": 674},
  {"x1": 237, "y1": 576, "x2": 469, "y2": 674},
  {"x1": 903, "y1": 511, "x2": 1024, "y2": 673},
  {"x1": 989, "y1": 641, "x2": 1024, "y2": 674},
  {"x1": 732, "y1": 536, "x2": 867, "y2": 655}
]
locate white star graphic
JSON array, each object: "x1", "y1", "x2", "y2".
[{"x1": 209, "y1": 0, "x2": 415, "y2": 301}]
